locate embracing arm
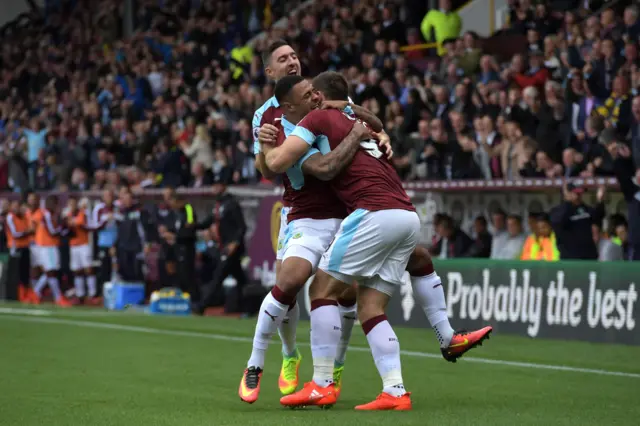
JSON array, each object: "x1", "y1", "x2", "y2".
[
  {"x1": 301, "y1": 123, "x2": 366, "y2": 181},
  {"x1": 350, "y1": 104, "x2": 383, "y2": 132},
  {"x1": 254, "y1": 153, "x2": 278, "y2": 180},
  {"x1": 265, "y1": 136, "x2": 311, "y2": 174}
]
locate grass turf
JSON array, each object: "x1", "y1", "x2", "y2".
[{"x1": 0, "y1": 303, "x2": 639, "y2": 426}]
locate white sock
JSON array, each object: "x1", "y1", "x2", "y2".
[
  {"x1": 411, "y1": 272, "x2": 455, "y2": 348},
  {"x1": 364, "y1": 317, "x2": 406, "y2": 397},
  {"x1": 86, "y1": 275, "x2": 97, "y2": 297},
  {"x1": 278, "y1": 302, "x2": 299, "y2": 357},
  {"x1": 310, "y1": 302, "x2": 341, "y2": 387},
  {"x1": 247, "y1": 290, "x2": 290, "y2": 369},
  {"x1": 48, "y1": 276, "x2": 62, "y2": 301},
  {"x1": 74, "y1": 275, "x2": 85, "y2": 298},
  {"x1": 335, "y1": 303, "x2": 357, "y2": 365},
  {"x1": 34, "y1": 275, "x2": 48, "y2": 296}
]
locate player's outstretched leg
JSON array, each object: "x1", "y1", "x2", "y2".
[
  {"x1": 280, "y1": 270, "x2": 348, "y2": 409},
  {"x1": 355, "y1": 283, "x2": 412, "y2": 411},
  {"x1": 333, "y1": 284, "x2": 357, "y2": 397},
  {"x1": 407, "y1": 245, "x2": 492, "y2": 362},
  {"x1": 240, "y1": 257, "x2": 310, "y2": 403}
]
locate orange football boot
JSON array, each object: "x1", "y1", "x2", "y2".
[
  {"x1": 239, "y1": 367, "x2": 262, "y2": 404},
  {"x1": 355, "y1": 392, "x2": 412, "y2": 411},
  {"x1": 30, "y1": 292, "x2": 41, "y2": 305},
  {"x1": 56, "y1": 297, "x2": 73, "y2": 307},
  {"x1": 280, "y1": 381, "x2": 337, "y2": 409},
  {"x1": 441, "y1": 326, "x2": 493, "y2": 362},
  {"x1": 18, "y1": 285, "x2": 26, "y2": 302}
]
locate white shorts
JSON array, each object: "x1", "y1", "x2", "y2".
[
  {"x1": 319, "y1": 209, "x2": 420, "y2": 296},
  {"x1": 38, "y1": 246, "x2": 61, "y2": 272},
  {"x1": 70, "y1": 244, "x2": 93, "y2": 271},
  {"x1": 282, "y1": 217, "x2": 342, "y2": 271},
  {"x1": 30, "y1": 245, "x2": 41, "y2": 268},
  {"x1": 276, "y1": 206, "x2": 291, "y2": 261}
]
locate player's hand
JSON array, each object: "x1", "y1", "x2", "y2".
[
  {"x1": 617, "y1": 143, "x2": 631, "y2": 158},
  {"x1": 373, "y1": 131, "x2": 394, "y2": 160},
  {"x1": 258, "y1": 124, "x2": 278, "y2": 146},
  {"x1": 321, "y1": 100, "x2": 349, "y2": 111},
  {"x1": 352, "y1": 120, "x2": 371, "y2": 140},
  {"x1": 109, "y1": 247, "x2": 116, "y2": 257}
]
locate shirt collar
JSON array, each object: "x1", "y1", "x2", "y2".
[{"x1": 280, "y1": 116, "x2": 296, "y2": 135}]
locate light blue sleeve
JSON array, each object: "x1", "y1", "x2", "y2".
[
  {"x1": 252, "y1": 111, "x2": 262, "y2": 155},
  {"x1": 296, "y1": 147, "x2": 321, "y2": 169},
  {"x1": 290, "y1": 125, "x2": 316, "y2": 145}
]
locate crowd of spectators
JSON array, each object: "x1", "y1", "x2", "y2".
[{"x1": 0, "y1": 0, "x2": 639, "y2": 195}]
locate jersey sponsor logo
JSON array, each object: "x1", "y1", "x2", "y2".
[
  {"x1": 292, "y1": 232, "x2": 302, "y2": 239},
  {"x1": 360, "y1": 140, "x2": 383, "y2": 159},
  {"x1": 253, "y1": 126, "x2": 260, "y2": 140}
]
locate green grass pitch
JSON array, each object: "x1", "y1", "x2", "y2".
[{"x1": 1, "y1": 303, "x2": 639, "y2": 426}]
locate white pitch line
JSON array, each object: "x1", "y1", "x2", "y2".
[{"x1": 1, "y1": 314, "x2": 639, "y2": 380}]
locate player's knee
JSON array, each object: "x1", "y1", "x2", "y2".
[
  {"x1": 406, "y1": 244, "x2": 434, "y2": 277},
  {"x1": 277, "y1": 265, "x2": 310, "y2": 294},
  {"x1": 309, "y1": 271, "x2": 344, "y2": 301},
  {"x1": 338, "y1": 285, "x2": 357, "y2": 307},
  {"x1": 357, "y1": 287, "x2": 387, "y2": 323}
]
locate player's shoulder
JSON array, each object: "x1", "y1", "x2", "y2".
[{"x1": 253, "y1": 96, "x2": 281, "y2": 122}]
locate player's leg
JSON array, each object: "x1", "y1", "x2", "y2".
[
  {"x1": 407, "y1": 244, "x2": 492, "y2": 362},
  {"x1": 241, "y1": 216, "x2": 324, "y2": 403},
  {"x1": 333, "y1": 284, "x2": 357, "y2": 395},
  {"x1": 281, "y1": 210, "x2": 382, "y2": 408},
  {"x1": 279, "y1": 269, "x2": 350, "y2": 408},
  {"x1": 351, "y1": 209, "x2": 419, "y2": 411},
  {"x1": 71, "y1": 246, "x2": 86, "y2": 302},
  {"x1": 354, "y1": 282, "x2": 411, "y2": 411},
  {"x1": 29, "y1": 246, "x2": 44, "y2": 303},
  {"x1": 41, "y1": 247, "x2": 69, "y2": 306},
  {"x1": 273, "y1": 208, "x2": 302, "y2": 385},
  {"x1": 82, "y1": 245, "x2": 98, "y2": 302}
]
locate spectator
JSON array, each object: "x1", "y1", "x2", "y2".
[
  {"x1": 468, "y1": 215, "x2": 492, "y2": 258},
  {"x1": 195, "y1": 183, "x2": 247, "y2": 314},
  {"x1": 521, "y1": 213, "x2": 560, "y2": 261},
  {"x1": 431, "y1": 215, "x2": 473, "y2": 258},
  {"x1": 491, "y1": 214, "x2": 527, "y2": 260},
  {"x1": 181, "y1": 124, "x2": 215, "y2": 171},
  {"x1": 420, "y1": 0, "x2": 462, "y2": 55},
  {"x1": 608, "y1": 143, "x2": 640, "y2": 260},
  {"x1": 488, "y1": 207, "x2": 510, "y2": 249},
  {"x1": 550, "y1": 183, "x2": 605, "y2": 260},
  {"x1": 592, "y1": 222, "x2": 623, "y2": 262}
]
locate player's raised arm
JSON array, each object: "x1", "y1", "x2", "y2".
[
  {"x1": 320, "y1": 100, "x2": 383, "y2": 133},
  {"x1": 299, "y1": 120, "x2": 370, "y2": 181}
]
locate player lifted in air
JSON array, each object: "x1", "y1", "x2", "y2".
[
  {"x1": 241, "y1": 40, "x2": 388, "y2": 403},
  {"x1": 264, "y1": 72, "x2": 492, "y2": 410}
]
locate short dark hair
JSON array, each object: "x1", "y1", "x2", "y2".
[
  {"x1": 475, "y1": 215, "x2": 488, "y2": 226},
  {"x1": 537, "y1": 213, "x2": 551, "y2": 224},
  {"x1": 274, "y1": 75, "x2": 305, "y2": 104},
  {"x1": 312, "y1": 71, "x2": 349, "y2": 101},
  {"x1": 507, "y1": 214, "x2": 522, "y2": 224},
  {"x1": 262, "y1": 39, "x2": 290, "y2": 67},
  {"x1": 492, "y1": 208, "x2": 506, "y2": 218}
]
